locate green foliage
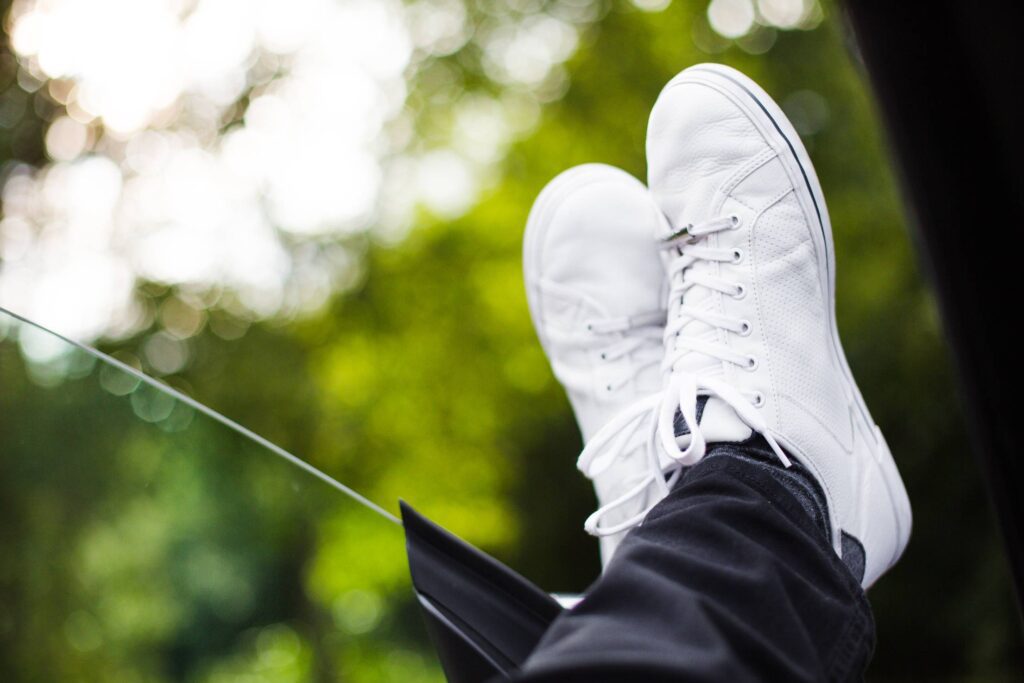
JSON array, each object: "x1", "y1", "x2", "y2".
[{"x1": 1, "y1": 0, "x2": 1019, "y2": 681}]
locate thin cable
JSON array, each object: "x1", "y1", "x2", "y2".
[{"x1": 0, "y1": 305, "x2": 401, "y2": 526}]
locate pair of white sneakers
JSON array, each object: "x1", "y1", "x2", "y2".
[{"x1": 523, "y1": 64, "x2": 911, "y2": 589}]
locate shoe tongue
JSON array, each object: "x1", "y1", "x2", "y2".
[{"x1": 674, "y1": 396, "x2": 752, "y2": 448}]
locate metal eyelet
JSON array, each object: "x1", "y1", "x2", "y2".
[
  {"x1": 738, "y1": 320, "x2": 752, "y2": 337},
  {"x1": 732, "y1": 284, "x2": 747, "y2": 299},
  {"x1": 744, "y1": 356, "x2": 758, "y2": 371}
]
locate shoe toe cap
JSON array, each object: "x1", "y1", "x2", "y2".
[
  {"x1": 538, "y1": 173, "x2": 665, "y2": 317},
  {"x1": 646, "y1": 76, "x2": 772, "y2": 225}
]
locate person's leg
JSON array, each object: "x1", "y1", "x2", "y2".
[{"x1": 513, "y1": 437, "x2": 873, "y2": 683}]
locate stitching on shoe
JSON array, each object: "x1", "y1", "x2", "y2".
[
  {"x1": 721, "y1": 147, "x2": 777, "y2": 198},
  {"x1": 747, "y1": 199, "x2": 780, "y2": 430},
  {"x1": 742, "y1": 191, "x2": 841, "y2": 539}
]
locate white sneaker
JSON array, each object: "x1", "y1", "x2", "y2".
[
  {"x1": 524, "y1": 164, "x2": 670, "y2": 567},
  {"x1": 645, "y1": 63, "x2": 911, "y2": 588}
]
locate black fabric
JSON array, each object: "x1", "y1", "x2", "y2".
[
  {"x1": 705, "y1": 436, "x2": 834, "y2": 543},
  {"x1": 509, "y1": 440, "x2": 875, "y2": 682},
  {"x1": 401, "y1": 501, "x2": 563, "y2": 681},
  {"x1": 672, "y1": 395, "x2": 709, "y2": 436}
]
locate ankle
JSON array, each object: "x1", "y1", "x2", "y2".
[
  {"x1": 679, "y1": 436, "x2": 830, "y2": 540},
  {"x1": 682, "y1": 437, "x2": 867, "y2": 583}
]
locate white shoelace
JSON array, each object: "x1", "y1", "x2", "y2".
[
  {"x1": 533, "y1": 279, "x2": 668, "y2": 537},
  {"x1": 578, "y1": 392, "x2": 668, "y2": 535},
  {"x1": 579, "y1": 215, "x2": 792, "y2": 539},
  {"x1": 538, "y1": 278, "x2": 665, "y2": 394}
]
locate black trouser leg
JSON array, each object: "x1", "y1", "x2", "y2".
[{"x1": 512, "y1": 441, "x2": 875, "y2": 682}]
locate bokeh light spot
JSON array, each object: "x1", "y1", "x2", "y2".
[{"x1": 707, "y1": 0, "x2": 755, "y2": 39}]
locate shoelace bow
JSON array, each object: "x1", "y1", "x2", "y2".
[{"x1": 579, "y1": 215, "x2": 792, "y2": 538}]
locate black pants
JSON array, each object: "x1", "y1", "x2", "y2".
[{"x1": 512, "y1": 441, "x2": 875, "y2": 682}]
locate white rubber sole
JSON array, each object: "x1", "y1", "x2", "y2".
[{"x1": 665, "y1": 64, "x2": 912, "y2": 572}]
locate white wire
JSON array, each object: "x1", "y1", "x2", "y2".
[{"x1": 0, "y1": 305, "x2": 401, "y2": 526}]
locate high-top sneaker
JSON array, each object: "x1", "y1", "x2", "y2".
[
  {"x1": 524, "y1": 164, "x2": 670, "y2": 567},
  {"x1": 646, "y1": 63, "x2": 911, "y2": 588}
]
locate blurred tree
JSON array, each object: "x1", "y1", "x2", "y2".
[{"x1": 0, "y1": 0, "x2": 1019, "y2": 681}]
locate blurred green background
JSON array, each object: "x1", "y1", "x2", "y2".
[{"x1": 0, "y1": 0, "x2": 1020, "y2": 680}]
